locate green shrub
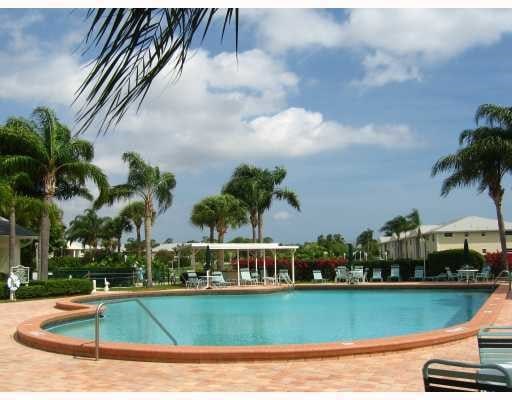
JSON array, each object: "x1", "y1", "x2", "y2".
[
  {"x1": 428, "y1": 249, "x2": 484, "y2": 275},
  {"x1": 2, "y1": 279, "x2": 93, "y2": 300},
  {"x1": 49, "y1": 256, "x2": 84, "y2": 270}
]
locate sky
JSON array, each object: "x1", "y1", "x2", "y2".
[{"x1": 1, "y1": 8, "x2": 512, "y2": 245}]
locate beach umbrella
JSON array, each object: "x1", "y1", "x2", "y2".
[{"x1": 463, "y1": 239, "x2": 470, "y2": 266}]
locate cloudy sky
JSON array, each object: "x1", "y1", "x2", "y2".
[{"x1": 1, "y1": 8, "x2": 512, "y2": 244}]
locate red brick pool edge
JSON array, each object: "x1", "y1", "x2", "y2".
[{"x1": 15, "y1": 283, "x2": 507, "y2": 363}]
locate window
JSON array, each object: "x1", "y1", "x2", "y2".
[
  {"x1": 506, "y1": 230, "x2": 512, "y2": 235},
  {"x1": 444, "y1": 233, "x2": 453, "y2": 237},
  {"x1": 482, "y1": 249, "x2": 487, "y2": 254},
  {"x1": 481, "y1": 232, "x2": 486, "y2": 237},
  {"x1": 464, "y1": 232, "x2": 469, "y2": 237}
]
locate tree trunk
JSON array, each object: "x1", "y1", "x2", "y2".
[
  {"x1": 117, "y1": 236, "x2": 122, "y2": 253},
  {"x1": 250, "y1": 211, "x2": 257, "y2": 242},
  {"x1": 217, "y1": 230, "x2": 225, "y2": 270},
  {"x1": 209, "y1": 226, "x2": 215, "y2": 242},
  {"x1": 8, "y1": 205, "x2": 16, "y2": 270},
  {"x1": 257, "y1": 212, "x2": 263, "y2": 243},
  {"x1": 39, "y1": 196, "x2": 51, "y2": 281},
  {"x1": 144, "y1": 213, "x2": 153, "y2": 287},
  {"x1": 135, "y1": 224, "x2": 142, "y2": 257},
  {"x1": 492, "y1": 193, "x2": 509, "y2": 273}
]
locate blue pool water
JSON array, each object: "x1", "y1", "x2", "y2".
[{"x1": 46, "y1": 289, "x2": 491, "y2": 346}]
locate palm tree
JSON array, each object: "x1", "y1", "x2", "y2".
[
  {"x1": 380, "y1": 215, "x2": 408, "y2": 259},
  {"x1": 194, "y1": 194, "x2": 247, "y2": 268},
  {"x1": 77, "y1": 9, "x2": 238, "y2": 133},
  {"x1": 66, "y1": 209, "x2": 108, "y2": 255},
  {"x1": 223, "y1": 164, "x2": 300, "y2": 243},
  {"x1": 0, "y1": 107, "x2": 108, "y2": 280},
  {"x1": 96, "y1": 152, "x2": 176, "y2": 286},
  {"x1": 101, "y1": 215, "x2": 132, "y2": 252},
  {"x1": 432, "y1": 113, "x2": 512, "y2": 281},
  {"x1": 190, "y1": 198, "x2": 217, "y2": 242},
  {"x1": 406, "y1": 208, "x2": 421, "y2": 259},
  {"x1": 120, "y1": 201, "x2": 147, "y2": 256}
]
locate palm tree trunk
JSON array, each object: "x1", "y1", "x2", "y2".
[
  {"x1": 217, "y1": 230, "x2": 225, "y2": 270},
  {"x1": 209, "y1": 226, "x2": 215, "y2": 242},
  {"x1": 250, "y1": 211, "x2": 257, "y2": 242},
  {"x1": 39, "y1": 196, "x2": 51, "y2": 281},
  {"x1": 135, "y1": 224, "x2": 142, "y2": 257},
  {"x1": 257, "y1": 212, "x2": 263, "y2": 243},
  {"x1": 492, "y1": 194, "x2": 509, "y2": 277},
  {"x1": 8, "y1": 205, "x2": 16, "y2": 270},
  {"x1": 117, "y1": 236, "x2": 122, "y2": 253},
  {"x1": 144, "y1": 213, "x2": 153, "y2": 286}
]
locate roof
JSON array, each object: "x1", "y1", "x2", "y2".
[
  {"x1": 152, "y1": 243, "x2": 185, "y2": 252},
  {"x1": 66, "y1": 241, "x2": 93, "y2": 251},
  {"x1": 0, "y1": 217, "x2": 38, "y2": 238},
  {"x1": 434, "y1": 216, "x2": 512, "y2": 232},
  {"x1": 190, "y1": 242, "x2": 299, "y2": 251}
]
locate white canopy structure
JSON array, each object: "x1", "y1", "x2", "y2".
[{"x1": 189, "y1": 242, "x2": 298, "y2": 285}]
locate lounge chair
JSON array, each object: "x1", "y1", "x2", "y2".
[
  {"x1": 335, "y1": 266, "x2": 349, "y2": 282},
  {"x1": 478, "y1": 325, "x2": 512, "y2": 364},
  {"x1": 350, "y1": 266, "x2": 365, "y2": 284},
  {"x1": 423, "y1": 359, "x2": 512, "y2": 391},
  {"x1": 445, "y1": 267, "x2": 458, "y2": 281},
  {"x1": 251, "y1": 271, "x2": 261, "y2": 284},
  {"x1": 312, "y1": 270, "x2": 327, "y2": 283},
  {"x1": 387, "y1": 265, "x2": 400, "y2": 281},
  {"x1": 278, "y1": 269, "x2": 293, "y2": 284},
  {"x1": 476, "y1": 265, "x2": 494, "y2": 281},
  {"x1": 240, "y1": 268, "x2": 258, "y2": 285},
  {"x1": 370, "y1": 268, "x2": 383, "y2": 282},
  {"x1": 185, "y1": 271, "x2": 203, "y2": 288},
  {"x1": 211, "y1": 271, "x2": 235, "y2": 287},
  {"x1": 412, "y1": 265, "x2": 425, "y2": 281}
]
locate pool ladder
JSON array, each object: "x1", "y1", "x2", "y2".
[{"x1": 94, "y1": 298, "x2": 178, "y2": 361}]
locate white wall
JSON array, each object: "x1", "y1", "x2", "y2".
[{"x1": 0, "y1": 237, "x2": 21, "y2": 275}]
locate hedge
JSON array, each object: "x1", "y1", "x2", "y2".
[
  {"x1": 0, "y1": 279, "x2": 92, "y2": 300},
  {"x1": 428, "y1": 249, "x2": 484, "y2": 276}
]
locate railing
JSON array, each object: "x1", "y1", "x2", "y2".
[{"x1": 93, "y1": 298, "x2": 177, "y2": 360}]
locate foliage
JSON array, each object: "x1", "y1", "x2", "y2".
[
  {"x1": 484, "y1": 251, "x2": 512, "y2": 275},
  {"x1": 223, "y1": 164, "x2": 300, "y2": 242},
  {"x1": 432, "y1": 106, "x2": 512, "y2": 269},
  {"x1": 154, "y1": 250, "x2": 175, "y2": 265},
  {"x1": 296, "y1": 233, "x2": 347, "y2": 260},
  {"x1": 95, "y1": 151, "x2": 176, "y2": 286},
  {"x1": 77, "y1": 9, "x2": 238, "y2": 133},
  {"x1": 356, "y1": 229, "x2": 379, "y2": 258},
  {"x1": 428, "y1": 249, "x2": 484, "y2": 274},
  {"x1": 0, "y1": 279, "x2": 92, "y2": 300},
  {"x1": 66, "y1": 208, "x2": 107, "y2": 249}
]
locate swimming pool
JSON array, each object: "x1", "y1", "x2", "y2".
[{"x1": 45, "y1": 289, "x2": 491, "y2": 346}]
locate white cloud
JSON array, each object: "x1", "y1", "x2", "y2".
[
  {"x1": 273, "y1": 211, "x2": 292, "y2": 221},
  {"x1": 247, "y1": 9, "x2": 512, "y2": 87}
]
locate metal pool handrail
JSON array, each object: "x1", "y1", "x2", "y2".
[{"x1": 93, "y1": 298, "x2": 178, "y2": 360}]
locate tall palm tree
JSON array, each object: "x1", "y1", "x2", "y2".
[
  {"x1": 101, "y1": 215, "x2": 132, "y2": 252},
  {"x1": 66, "y1": 209, "x2": 108, "y2": 255},
  {"x1": 194, "y1": 194, "x2": 247, "y2": 268},
  {"x1": 0, "y1": 107, "x2": 108, "y2": 280},
  {"x1": 223, "y1": 164, "x2": 300, "y2": 243},
  {"x1": 406, "y1": 208, "x2": 421, "y2": 259},
  {"x1": 432, "y1": 117, "x2": 512, "y2": 281},
  {"x1": 190, "y1": 198, "x2": 217, "y2": 242},
  {"x1": 96, "y1": 152, "x2": 176, "y2": 286},
  {"x1": 380, "y1": 215, "x2": 408, "y2": 259},
  {"x1": 120, "y1": 201, "x2": 147, "y2": 256},
  {"x1": 77, "y1": 8, "x2": 238, "y2": 133}
]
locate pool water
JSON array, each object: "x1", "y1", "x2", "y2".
[{"x1": 46, "y1": 289, "x2": 491, "y2": 346}]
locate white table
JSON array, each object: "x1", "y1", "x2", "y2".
[{"x1": 457, "y1": 269, "x2": 478, "y2": 284}]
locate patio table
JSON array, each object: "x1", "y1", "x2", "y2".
[{"x1": 457, "y1": 269, "x2": 478, "y2": 284}]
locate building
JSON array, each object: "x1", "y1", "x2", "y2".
[
  {"x1": 0, "y1": 217, "x2": 38, "y2": 275},
  {"x1": 378, "y1": 216, "x2": 512, "y2": 260}
]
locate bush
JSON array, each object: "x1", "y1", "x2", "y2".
[
  {"x1": 484, "y1": 251, "x2": 512, "y2": 275},
  {"x1": 49, "y1": 256, "x2": 83, "y2": 270},
  {"x1": 428, "y1": 249, "x2": 484, "y2": 276},
  {"x1": 13, "y1": 279, "x2": 92, "y2": 299}
]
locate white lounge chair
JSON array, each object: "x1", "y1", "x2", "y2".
[
  {"x1": 312, "y1": 270, "x2": 327, "y2": 283},
  {"x1": 387, "y1": 265, "x2": 401, "y2": 281},
  {"x1": 240, "y1": 268, "x2": 258, "y2": 285},
  {"x1": 211, "y1": 271, "x2": 235, "y2": 287},
  {"x1": 350, "y1": 266, "x2": 365, "y2": 284},
  {"x1": 413, "y1": 265, "x2": 425, "y2": 281},
  {"x1": 371, "y1": 268, "x2": 383, "y2": 282},
  {"x1": 335, "y1": 266, "x2": 349, "y2": 282},
  {"x1": 278, "y1": 269, "x2": 292, "y2": 284}
]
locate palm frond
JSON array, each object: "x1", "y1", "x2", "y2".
[
  {"x1": 75, "y1": 8, "x2": 239, "y2": 134},
  {"x1": 475, "y1": 104, "x2": 512, "y2": 128}
]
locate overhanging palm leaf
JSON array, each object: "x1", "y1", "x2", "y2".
[{"x1": 76, "y1": 8, "x2": 239, "y2": 134}]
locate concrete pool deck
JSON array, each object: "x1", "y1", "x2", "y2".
[{"x1": 1, "y1": 283, "x2": 511, "y2": 391}]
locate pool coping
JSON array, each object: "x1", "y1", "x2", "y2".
[{"x1": 15, "y1": 283, "x2": 507, "y2": 363}]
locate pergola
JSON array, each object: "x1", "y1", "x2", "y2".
[{"x1": 189, "y1": 243, "x2": 299, "y2": 284}]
